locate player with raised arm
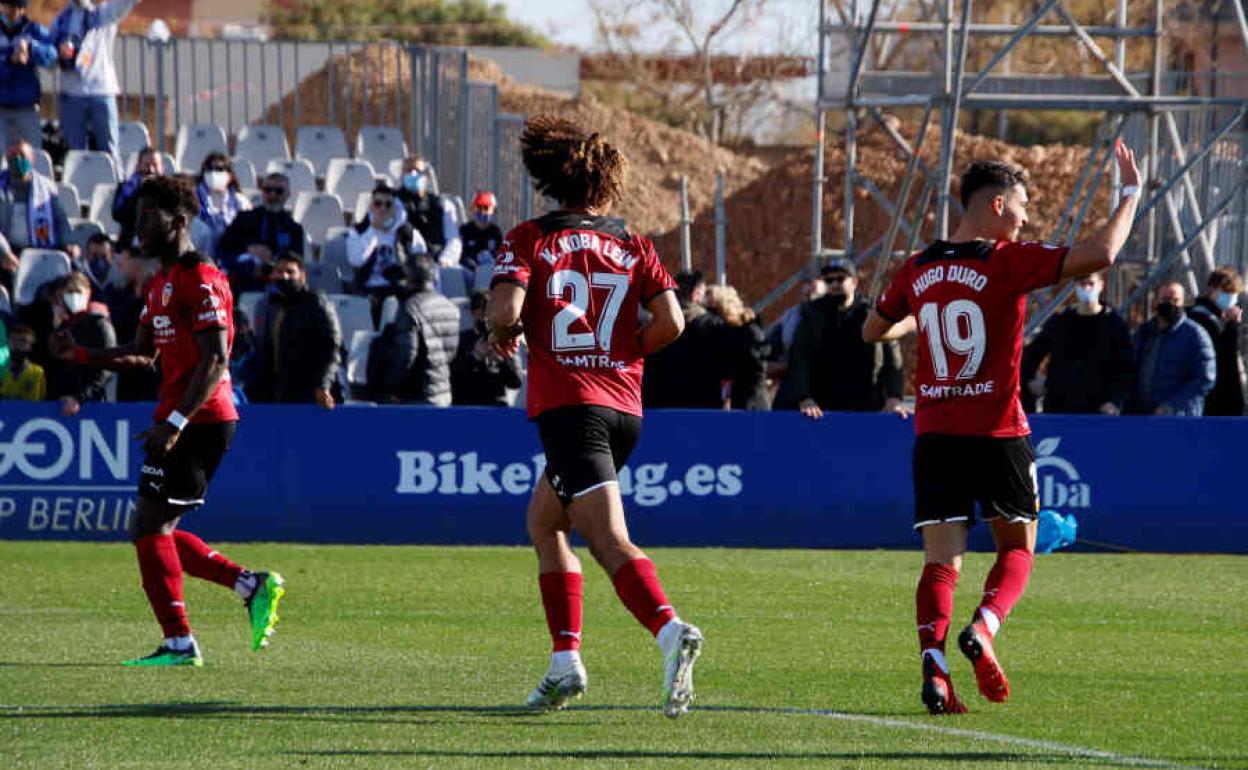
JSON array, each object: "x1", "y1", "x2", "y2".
[
  {"x1": 489, "y1": 116, "x2": 703, "y2": 718},
  {"x1": 52, "y1": 176, "x2": 284, "y2": 666},
  {"x1": 863, "y1": 141, "x2": 1141, "y2": 714}
]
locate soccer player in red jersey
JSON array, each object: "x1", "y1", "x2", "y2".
[
  {"x1": 488, "y1": 116, "x2": 703, "y2": 718},
  {"x1": 864, "y1": 140, "x2": 1141, "y2": 714},
  {"x1": 52, "y1": 176, "x2": 285, "y2": 666}
]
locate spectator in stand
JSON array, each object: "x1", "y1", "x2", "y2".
[
  {"x1": 99, "y1": 243, "x2": 157, "y2": 400},
  {"x1": 704, "y1": 283, "x2": 769, "y2": 410},
  {"x1": 787, "y1": 257, "x2": 906, "y2": 418},
  {"x1": 1127, "y1": 281, "x2": 1215, "y2": 416},
  {"x1": 245, "y1": 252, "x2": 339, "y2": 408},
  {"x1": 1020, "y1": 271, "x2": 1133, "y2": 414},
  {"x1": 0, "y1": 321, "x2": 43, "y2": 399},
  {"x1": 1187, "y1": 267, "x2": 1245, "y2": 416},
  {"x1": 0, "y1": 1, "x2": 56, "y2": 150},
  {"x1": 451, "y1": 289, "x2": 521, "y2": 406},
  {"x1": 348, "y1": 182, "x2": 427, "y2": 325},
  {"x1": 218, "y1": 172, "x2": 305, "y2": 295},
  {"x1": 379, "y1": 254, "x2": 459, "y2": 405},
  {"x1": 191, "y1": 152, "x2": 249, "y2": 261},
  {"x1": 0, "y1": 139, "x2": 75, "y2": 291},
  {"x1": 397, "y1": 155, "x2": 461, "y2": 268},
  {"x1": 768, "y1": 270, "x2": 826, "y2": 409},
  {"x1": 642, "y1": 269, "x2": 728, "y2": 409},
  {"x1": 459, "y1": 190, "x2": 503, "y2": 283},
  {"x1": 50, "y1": 0, "x2": 140, "y2": 168},
  {"x1": 112, "y1": 146, "x2": 163, "y2": 256},
  {"x1": 44, "y1": 270, "x2": 114, "y2": 414},
  {"x1": 79, "y1": 231, "x2": 113, "y2": 290}
]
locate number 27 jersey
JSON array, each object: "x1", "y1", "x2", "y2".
[
  {"x1": 876, "y1": 239, "x2": 1067, "y2": 438},
  {"x1": 492, "y1": 212, "x2": 676, "y2": 419}
]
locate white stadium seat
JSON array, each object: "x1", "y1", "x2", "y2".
[
  {"x1": 62, "y1": 150, "x2": 118, "y2": 206},
  {"x1": 89, "y1": 183, "x2": 120, "y2": 237},
  {"x1": 325, "y1": 158, "x2": 378, "y2": 207},
  {"x1": 232, "y1": 157, "x2": 257, "y2": 189},
  {"x1": 235, "y1": 124, "x2": 291, "y2": 171},
  {"x1": 117, "y1": 121, "x2": 152, "y2": 157},
  {"x1": 266, "y1": 158, "x2": 317, "y2": 198},
  {"x1": 56, "y1": 181, "x2": 82, "y2": 218},
  {"x1": 330, "y1": 293, "x2": 375, "y2": 340},
  {"x1": 13, "y1": 248, "x2": 71, "y2": 306},
  {"x1": 32, "y1": 148, "x2": 53, "y2": 179},
  {"x1": 174, "y1": 123, "x2": 229, "y2": 173},
  {"x1": 292, "y1": 191, "x2": 345, "y2": 245},
  {"x1": 295, "y1": 125, "x2": 348, "y2": 178},
  {"x1": 356, "y1": 126, "x2": 408, "y2": 177},
  {"x1": 236, "y1": 291, "x2": 264, "y2": 326}
]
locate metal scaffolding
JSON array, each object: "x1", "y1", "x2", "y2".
[{"x1": 809, "y1": 0, "x2": 1248, "y2": 329}]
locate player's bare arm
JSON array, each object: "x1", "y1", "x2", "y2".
[
  {"x1": 139, "y1": 327, "x2": 228, "y2": 458},
  {"x1": 638, "y1": 290, "x2": 684, "y2": 356},
  {"x1": 862, "y1": 312, "x2": 916, "y2": 343},
  {"x1": 51, "y1": 323, "x2": 157, "y2": 370},
  {"x1": 1061, "y1": 140, "x2": 1141, "y2": 278},
  {"x1": 487, "y1": 282, "x2": 526, "y2": 358}
]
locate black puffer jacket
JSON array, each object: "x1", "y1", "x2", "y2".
[
  {"x1": 46, "y1": 307, "x2": 116, "y2": 403},
  {"x1": 387, "y1": 289, "x2": 461, "y2": 405}
]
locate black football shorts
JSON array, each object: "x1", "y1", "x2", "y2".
[
  {"x1": 536, "y1": 405, "x2": 641, "y2": 507},
  {"x1": 912, "y1": 432, "x2": 1038, "y2": 529},
  {"x1": 139, "y1": 421, "x2": 237, "y2": 509}
]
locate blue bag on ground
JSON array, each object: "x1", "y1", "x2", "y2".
[{"x1": 1036, "y1": 509, "x2": 1078, "y2": 554}]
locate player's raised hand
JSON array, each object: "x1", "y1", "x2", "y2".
[{"x1": 1114, "y1": 138, "x2": 1141, "y2": 190}]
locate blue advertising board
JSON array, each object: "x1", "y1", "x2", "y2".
[{"x1": 0, "y1": 402, "x2": 1243, "y2": 552}]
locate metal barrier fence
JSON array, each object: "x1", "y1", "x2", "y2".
[{"x1": 40, "y1": 36, "x2": 538, "y2": 230}]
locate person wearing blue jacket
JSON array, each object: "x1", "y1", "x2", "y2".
[
  {"x1": 50, "y1": 0, "x2": 141, "y2": 168},
  {"x1": 0, "y1": 0, "x2": 57, "y2": 151},
  {"x1": 1127, "y1": 280, "x2": 1216, "y2": 416}
]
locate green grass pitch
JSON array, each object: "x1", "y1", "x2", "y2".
[{"x1": 1, "y1": 542, "x2": 1245, "y2": 769}]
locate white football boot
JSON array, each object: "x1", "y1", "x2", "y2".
[
  {"x1": 658, "y1": 621, "x2": 704, "y2": 718},
  {"x1": 525, "y1": 657, "x2": 588, "y2": 710}
]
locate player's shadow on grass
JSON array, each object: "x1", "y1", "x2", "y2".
[{"x1": 0, "y1": 662, "x2": 118, "y2": 669}]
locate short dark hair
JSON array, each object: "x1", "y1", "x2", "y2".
[
  {"x1": 138, "y1": 175, "x2": 200, "y2": 219},
  {"x1": 275, "y1": 251, "x2": 304, "y2": 269},
  {"x1": 372, "y1": 182, "x2": 396, "y2": 198},
  {"x1": 959, "y1": 161, "x2": 1028, "y2": 208},
  {"x1": 86, "y1": 232, "x2": 111, "y2": 248},
  {"x1": 674, "y1": 270, "x2": 704, "y2": 301}
]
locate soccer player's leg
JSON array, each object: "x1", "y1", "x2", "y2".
[
  {"x1": 958, "y1": 437, "x2": 1039, "y2": 703},
  {"x1": 124, "y1": 492, "x2": 202, "y2": 667},
  {"x1": 913, "y1": 434, "x2": 971, "y2": 714},
  {"x1": 524, "y1": 474, "x2": 588, "y2": 710}
]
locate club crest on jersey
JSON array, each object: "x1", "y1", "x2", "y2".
[
  {"x1": 200, "y1": 284, "x2": 221, "y2": 308},
  {"x1": 161, "y1": 282, "x2": 173, "y2": 307}
]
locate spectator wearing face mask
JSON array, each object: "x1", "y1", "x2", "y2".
[
  {"x1": 1020, "y1": 270, "x2": 1133, "y2": 414},
  {"x1": 459, "y1": 190, "x2": 503, "y2": 280},
  {"x1": 50, "y1": 0, "x2": 140, "y2": 168},
  {"x1": 0, "y1": 322, "x2": 44, "y2": 399},
  {"x1": 79, "y1": 231, "x2": 113, "y2": 290},
  {"x1": 246, "y1": 252, "x2": 340, "y2": 408},
  {"x1": 0, "y1": 139, "x2": 75, "y2": 291},
  {"x1": 111, "y1": 145, "x2": 162, "y2": 256},
  {"x1": 1187, "y1": 267, "x2": 1246, "y2": 416},
  {"x1": 191, "y1": 151, "x2": 250, "y2": 261},
  {"x1": 451, "y1": 289, "x2": 521, "y2": 406},
  {"x1": 767, "y1": 271, "x2": 826, "y2": 410},
  {"x1": 0, "y1": 0, "x2": 57, "y2": 151},
  {"x1": 348, "y1": 182, "x2": 427, "y2": 325},
  {"x1": 44, "y1": 269, "x2": 115, "y2": 414},
  {"x1": 1126, "y1": 280, "x2": 1215, "y2": 416},
  {"x1": 375, "y1": 254, "x2": 459, "y2": 405},
  {"x1": 218, "y1": 172, "x2": 305, "y2": 294},
  {"x1": 786, "y1": 257, "x2": 907, "y2": 418},
  {"x1": 397, "y1": 155, "x2": 461, "y2": 268}
]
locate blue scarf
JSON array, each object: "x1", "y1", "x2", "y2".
[
  {"x1": 1, "y1": 169, "x2": 57, "y2": 248},
  {"x1": 196, "y1": 182, "x2": 241, "y2": 233}
]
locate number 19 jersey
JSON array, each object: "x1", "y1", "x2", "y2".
[
  {"x1": 876, "y1": 239, "x2": 1067, "y2": 438},
  {"x1": 492, "y1": 212, "x2": 676, "y2": 419}
]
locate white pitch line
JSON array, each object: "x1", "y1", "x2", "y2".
[{"x1": 782, "y1": 707, "x2": 1211, "y2": 770}]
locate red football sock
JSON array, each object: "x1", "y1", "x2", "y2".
[
  {"x1": 174, "y1": 530, "x2": 245, "y2": 589},
  {"x1": 980, "y1": 547, "x2": 1034, "y2": 627},
  {"x1": 539, "y1": 572, "x2": 584, "y2": 652},
  {"x1": 611, "y1": 558, "x2": 676, "y2": 636},
  {"x1": 134, "y1": 534, "x2": 191, "y2": 638},
  {"x1": 916, "y1": 562, "x2": 959, "y2": 653}
]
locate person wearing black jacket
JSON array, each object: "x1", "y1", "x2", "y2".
[
  {"x1": 382, "y1": 255, "x2": 460, "y2": 405},
  {"x1": 451, "y1": 290, "x2": 521, "y2": 406},
  {"x1": 112, "y1": 147, "x2": 163, "y2": 256},
  {"x1": 1021, "y1": 271, "x2": 1133, "y2": 414},
  {"x1": 642, "y1": 270, "x2": 730, "y2": 409},
  {"x1": 218, "y1": 173, "x2": 305, "y2": 294},
  {"x1": 1187, "y1": 266, "x2": 1245, "y2": 416},
  {"x1": 44, "y1": 271, "x2": 115, "y2": 415},
  {"x1": 704, "y1": 283, "x2": 769, "y2": 410},
  {"x1": 787, "y1": 258, "x2": 905, "y2": 417},
  {"x1": 247, "y1": 252, "x2": 340, "y2": 408}
]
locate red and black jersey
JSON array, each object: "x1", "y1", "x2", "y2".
[
  {"x1": 491, "y1": 212, "x2": 676, "y2": 419},
  {"x1": 140, "y1": 252, "x2": 238, "y2": 424},
  {"x1": 877, "y1": 239, "x2": 1067, "y2": 438}
]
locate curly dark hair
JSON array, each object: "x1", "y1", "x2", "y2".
[
  {"x1": 138, "y1": 175, "x2": 200, "y2": 219},
  {"x1": 520, "y1": 115, "x2": 627, "y2": 211},
  {"x1": 958, "y1": 160, "x2": 1029, "y2": 208}
]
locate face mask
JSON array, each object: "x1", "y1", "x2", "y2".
[
  {"x1": 376, "y1": 213, "x2": 396, "y2": 229},
  {"x1": 265, "y1": 201, "x2": 286, "y2": 213},
  {"x1": 272, "y1": 278, "x2": 298, "y2": 296},
  {"x1": 1074, "y1": 286, "x2": 1099, "y2": 305},
  {"x1": 204, "y1": 170, "x2": 230, "y2": 192},
  {"x1": 63, "y1": 291, "x2": 89, "y2": 315},
  {"x1": 473, "y1": 211, "x2": 491, "y2": 226},
  {"x1": 1216, "y1": 291, "x2": 1238, "y2": 312},
  {"x1": 403, "y1": 172, "x2": 428, "y2": 194},
  {"x1": 88, "y1": 255, "x2": 110, "y2": 284},
  {"x1": 7, "y1": 155, "x2": 31, "y2": 178},
  {"x1": 1155, "y1": 301, "x2": 1180, "y2": 323}
]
